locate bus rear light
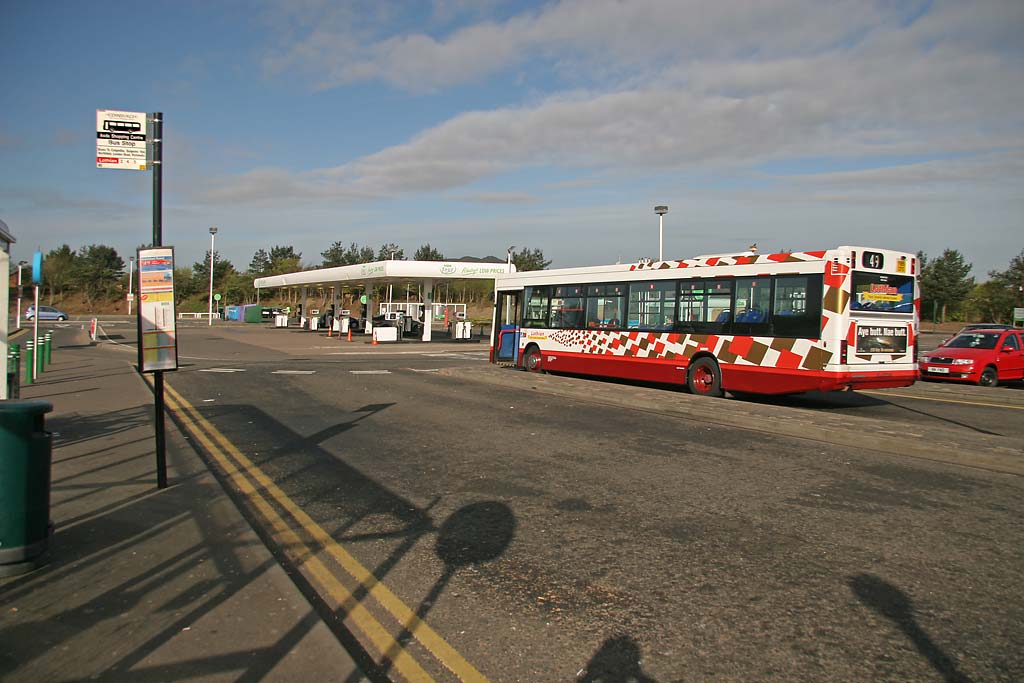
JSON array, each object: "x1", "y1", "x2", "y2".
[
  {"x1": 840, "y1": 340, "x2": 848, "y2": 365},
  {"x1": 911, "y1": 257, "x2": 916, "y2": 274}
]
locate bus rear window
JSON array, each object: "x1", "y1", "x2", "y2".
[{"x1": 851, "y1": 272, "x2": 914, "y2": 314}]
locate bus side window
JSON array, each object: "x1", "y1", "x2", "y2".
[
  {"x1": 730, "y1": 277, "x2": 771, "y2": 334},
  {"x1": 523, "y1": 286, "x2": 550, "y2": 328},
  {"x1": 772, "y1": 275, "x2": 822, "y2": 338}
]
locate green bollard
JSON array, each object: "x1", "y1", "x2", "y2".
[
  {"x1": 7, "y1": 349, "x2": 20, "y2": 400},
  {"x1": 37, "y1": 338, "x2": 45, "y2": 375},
  {"x1": 44, "y1": 333, "x2": 52, "y2": 365},
  {"x1": 24, "y1": 341, "x2": 34, "y2": 386}
]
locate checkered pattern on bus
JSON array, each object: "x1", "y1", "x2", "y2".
[{"x1": 550, "y1": 329, "x2": 833, "y2": 371}]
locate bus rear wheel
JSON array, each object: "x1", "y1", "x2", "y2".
[
  {"x1": 523, "y1": 346, "x2": 544, "y2": 373},
  {"x1": 688, "y1": 357, "x2": 723, "y2": 397}
]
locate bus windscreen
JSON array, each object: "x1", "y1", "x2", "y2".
[{"x1": 850, "y1": 272, "x2": 914, "y2": 314}]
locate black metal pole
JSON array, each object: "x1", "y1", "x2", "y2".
[{"x1": 151, "y1": 112, "x2": 167, "y2": 489}]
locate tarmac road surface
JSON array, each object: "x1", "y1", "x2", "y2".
[{"x1": 150, "y1": 323, "x2": 1024, "y2": 682}]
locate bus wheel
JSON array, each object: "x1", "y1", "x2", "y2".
[
  {"x1": 688, "y1": 357, "x2": 723, "y2": 397},
  {"x1": 524, "y1": 346, "x2": 544, "y2": 373},
  {"x1": 979, "y1": 367, "x2": 998, "y2": 387}
]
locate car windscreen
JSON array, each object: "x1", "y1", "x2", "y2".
[{"x1": 946, "y1": 333, "x2": 1000, "y2": 350}]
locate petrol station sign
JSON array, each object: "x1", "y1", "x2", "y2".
[{"x1": 96, "y1": 109, "x2": 148, "y2": 170}]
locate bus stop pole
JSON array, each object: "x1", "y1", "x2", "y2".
[{"x1": 151, "y1": 112, "x2": 168, "y2": 489}]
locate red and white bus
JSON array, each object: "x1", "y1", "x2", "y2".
[{"x1": 491, "y1": 246, "x2": 919, "y2": 397}]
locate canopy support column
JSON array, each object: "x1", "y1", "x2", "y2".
[
  {"x1": 421, "y1": 278, "x2": 433, "y2": 342},
  {"x1": 364, "y1": 286, "x2": 374, "y2": 335}
]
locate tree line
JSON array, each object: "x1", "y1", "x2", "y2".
[
  {"x1": 918, "y1": 248, "x2": 1024, "y2": 325},
  {"x1": 22, "y1": 241, "x2": 552, "y2": 312}
]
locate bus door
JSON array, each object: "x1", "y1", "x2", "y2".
[{"x1": 493, "y1": 290, "x2": 522, "y2": 363}]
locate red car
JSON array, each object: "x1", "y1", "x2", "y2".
[{"x1": 919, "y1": 328, "x2": 1024, "y2": 387}]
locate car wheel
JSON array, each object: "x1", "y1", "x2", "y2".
[
  {"x1": 687, "y1": 357, "x2": 723, "y2": 397},
  {"x1": 57, "y1": 315, "x2": 67, "y2": 321},
  {"x1": 978, "y1": 367, "x2": 999, "y2": 388}
]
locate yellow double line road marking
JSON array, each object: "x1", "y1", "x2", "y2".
[{"x1": 160, "y1": 380, "x2": 488, "y2": 683}]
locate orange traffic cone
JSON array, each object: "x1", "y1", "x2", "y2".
[
  {"x1": 371, "y1": 329, "x2": 378, "y2": 345},
  {"x1": 347, "y1": 327, "x2": 353, "y2": 342}
]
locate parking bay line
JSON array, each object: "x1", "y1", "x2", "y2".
[
  {"x1": 161, "y1": 380, "x2": 489, "y2": 682},
  {"x1": 862, "y1": 390, "x2": 1024, "y2": 411}
]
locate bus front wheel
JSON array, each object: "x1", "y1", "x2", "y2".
[
  {"x1": 523, "y1": 346, "x2": 544, "y2": 373},
  {"x1": 687, "y1": 357, "x2": 723, "y2": 397}
]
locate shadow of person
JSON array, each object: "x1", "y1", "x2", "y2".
[
  {"x1": 579, "y1": 635, "x2": 657, "y2": 683},
  {"x1": 371, "y1": 501, "x2": 516, "y2": 681},
  {"x1": 849, "y1": 574, "x2": 971, "y2": 683}
]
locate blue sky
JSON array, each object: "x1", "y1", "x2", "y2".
[{"x1": 2, "y1": 0, "x2": 1022, "y2": 276}]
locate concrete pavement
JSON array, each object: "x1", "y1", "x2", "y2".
[{"x1": 0, "y1": 327, "x2": 365, "y2": 682}]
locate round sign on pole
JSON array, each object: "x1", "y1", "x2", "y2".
[
  {"x1": 360, "y1": 294, "x2": 367, "y2": 304},
  {"x1": 213, "y1": 293, "x2": 222, "y2": 301}
]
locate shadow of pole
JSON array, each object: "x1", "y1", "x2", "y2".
[{"x1": 849, "y1": 574, "x2": 972, "y2": 683}]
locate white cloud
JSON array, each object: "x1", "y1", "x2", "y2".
[{"x1": 213, "y1": 0, "x2": 1024, "y2": 206}]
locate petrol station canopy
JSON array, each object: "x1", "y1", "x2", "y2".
[
  {"x1": 252, "y1": 258, "x2": 515, "y2": 342},
  {"x1": 252, "y1": 259, "x2": 514, "y2": 292}
]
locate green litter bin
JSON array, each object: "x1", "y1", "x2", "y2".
[{"x1": 0, "y1": 399, "x2": 54, "y2": 577}]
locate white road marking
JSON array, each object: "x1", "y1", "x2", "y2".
[
  {"x1": 200, "y1": 368, "x2": 246, "y2": 373},
  {"x1": 409, "y1": 368, "x2": 441, "y2": 373},
  {"x1": 349, "y1": 370, "x2": 392, "y2": 375},
  {"x1": 272, "y1": 370, "x2": 317, "y2": 375},
  {"x1": 325, "y1": 350, "x2": 467, "y2": 356}
]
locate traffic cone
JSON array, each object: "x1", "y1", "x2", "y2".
[
  {"x1": 347, "y1": 327, "x2": 353, "y2": 342},
  {"x1": 372, "y1": 329, "x2": 378, "y2": 345}
]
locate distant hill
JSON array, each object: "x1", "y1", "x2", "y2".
[{"x1": 452, "y1": 255, "x2": 505, "y2": 263}]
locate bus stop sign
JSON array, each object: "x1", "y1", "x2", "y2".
[{"x1": 96, "y1": 109, "x2": 148, "y2": 170}]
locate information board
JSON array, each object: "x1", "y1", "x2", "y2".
[
  {"x1": 136, "y1": 247, "x2": 178, "y2": 372},
  {"x1": 96, "y1": 109, "x2": 148, "y2": 170}
]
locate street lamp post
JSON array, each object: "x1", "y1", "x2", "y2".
[
  {"x1": 654, "y1": 205, "x2": 668, "y2": 261},
  {"x1": 15, "y1": 260, "x2": 27, "y2": 330},
  {"x1": 208, "y1": 227, "x2": 218, "y2": 326},
  {"x1": 127, "y1": 257, "x2": 134, "y2": 315}
]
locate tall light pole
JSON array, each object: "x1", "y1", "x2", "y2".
[
  {"x1": 654, "y1": 205, "x2": 668, "y2": 261},
  {"x1": 127, "y1": 256, "x2": 135, "y2": 315},
  {"x1": 208, "y1": 226, "x2": 218, "y2": 326},
  {"x1": 15, "y1": 260, "x2": 27, "y2": 330}
]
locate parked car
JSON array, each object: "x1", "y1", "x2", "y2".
[
  {"x1": 24, "y1": 305, "x2": 68, "y2": 321},
  {"x1": 940, "y1": 323, "x2": 1016, "y2": 345},
  {"x1": 920, "y1": 328, "x2": 1024, "y2": 387}
]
